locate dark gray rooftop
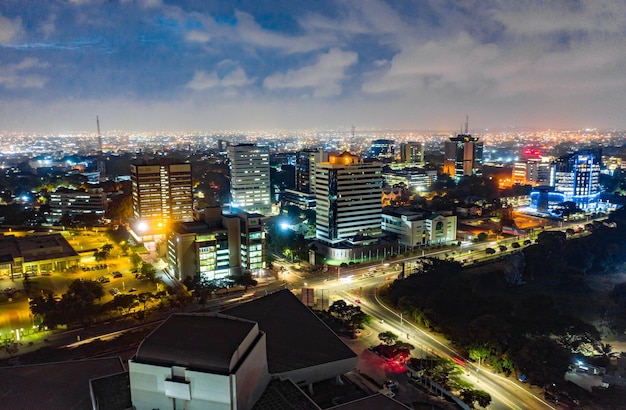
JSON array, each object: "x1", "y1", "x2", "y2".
[
  {"x1": 328, "y1": 393, "x2": 412, "y2": 410},
  {"x1": 90, "y1": 372, "x2": 132, "y2": 410},
  {"x1": 0, "y1": 357, "x2": 125, "y2": 410},
  {"x1": 134, "y1": 313, "x2": 257, "y2": 374},
  {"x1": 223, "y1": 289, "x2": 357, "y2": 374}
]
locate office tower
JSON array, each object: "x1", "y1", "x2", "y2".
[
  {"x1": 443, "y1": 134, "x2": 483, "y2": 179},
  {"x1": 369, "y1": 139, "x2": 395, "y2": 160},
  {"x1": 315, "y1": 152, "x2": 382, "y2": 244},
  {"x1": 399, "y1": 142, "x2": 424, "y2": 165},
  {"x1": 167, "y1": 207, "x2": 265, "y2": 280},
  {"x1": 551, "y1": 149, "x2": 601, "y2": 209},
  {"x1": 296, "y1": 149, "x2": 327, "y2": 193},
  {"x1": 130, "y1": 162, "x2": 193, "y2": 242},
  {"x1": 228, "y1": 144, "x2": 271, "y2": 215}
]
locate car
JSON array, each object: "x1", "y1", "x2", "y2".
[
  {"x1": 112, "y1": 271, "x2": 122, "y2": 278},
  {"x1": 355, "y1": 299, "x2": 361, "y2": 303},
  {"x1": 383, "y1": 380, "x2": 399, "y2": 390},
  {"x1": 128, "y1": 288, "x2": 137, "y2": 293}
]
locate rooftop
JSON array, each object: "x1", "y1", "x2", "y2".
[
  {"x1": 0, "y1": 357, "x2": 125, "y2": 409},
  {"x1": 134, "y1": 313, "x2": 258, "y2": 375},
  {"x1": 223, "y1": 289, "x2": 357, "y2": 374}
]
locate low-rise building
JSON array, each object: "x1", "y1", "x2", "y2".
[
  {"x1": 48, "y1": 188, "x2": 107, "y2": 221},
  {"x1": 0, "y1": 233, "x2": 80, "y2": 278},
  {"x1": 167, "y1": 207, "x2": 265, "y2": 281},
  {"x1": 381, "y1": 208, "x2": 457, "y2": 247}
]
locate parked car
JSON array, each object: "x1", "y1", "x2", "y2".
[{"x1": 384, "y1": 380, "x2": 399, "y2": 390}]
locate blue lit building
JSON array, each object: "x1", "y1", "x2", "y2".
[{"x1": 530, "y1": 149, "x2": 601, "y2": 212}]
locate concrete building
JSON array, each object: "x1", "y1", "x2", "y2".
[
  {"x1": 315, "y1": 152, "x2": 383, "y2": 245},
  {"x1": 130, "y1": 162, "x2": 193, "y2": 242},
  {"x1": 382, "y1": 168, "x2": 437, "y2": 192},
  {"x1": 399, "y1": 142, "x2": 424, "y2": 166},
  {"x1": 127, "y1": 290, "x2": 358, "y2": 410},
  {"x1": 443, "y1": 134, "x2": 483, "y2": 180},
  {"x1": 513, "y1": 158, "x2": 551, "y2": 186},
  {"x1": 381, "y1": 208, "x2": 457, "y2": 247},
  {"x1": 228, "y1": 144, "x2": 271, "y2": 215},
  {"x1": 283, "y1": 149, "x2": 328, "y2": 210},
  {"x1": 48, "y1": 188, "x2": 107, "y2": 221},
  {"x1": 167, "y1": 207, "x2": 265, "y2": 280},
  {"x1": 129, "y1": 314, "x2": 270, "y2": 410},
  {"x1": 0, "y1": 233, "x2": 80, "y2": 278}
]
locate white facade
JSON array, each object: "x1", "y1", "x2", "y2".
[
  {"x1": 381, "y1": 210, "x2": 457, "y2": 247},
  {"x1": 315, "y1": 152, "x2": 382, "y2": 244},
  {"x1": 228, "y1": 144, "x2": 271, "y2": 215},
  {"x1": 129, "y1": 317, "x2": 269, "y2": 410}
]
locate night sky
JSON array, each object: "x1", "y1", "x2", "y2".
[{"x1": 1, "y1": 0, "x2": 625, "y2": 133}]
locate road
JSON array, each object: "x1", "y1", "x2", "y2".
[{"x1": 282, "y1": 265, "x2": 553, "y2": 410}]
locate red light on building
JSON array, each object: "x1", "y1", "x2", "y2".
[{"x1": 522, "y1": 147, "x2": 542, "y2": 158}]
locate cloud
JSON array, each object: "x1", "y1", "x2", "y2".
[
  {"x1": 263, "y1": 48, "x2": 358, "y2": 97},
  {"x1": 362, "y1": 33, "x2": 499, "y2": 96},
  {"x1": 0, "y1": 58, "x2": 48, "y2": 89},
  {"x1": 0, "y1": 14, "x2": 24, "y2": 44},
  {"x1": 233, "y1": 10, "x2": 322, "y2": 54},
  {"x1": 185, "y1": 30, "x2": 210, "y2": 43},
  {"x1": 186, "y1": 67, "x2": 253, "y2": 91}
]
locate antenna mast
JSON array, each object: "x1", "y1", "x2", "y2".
[{"x1": 465, "y1": 115, "x2": 469, "y2": 134}]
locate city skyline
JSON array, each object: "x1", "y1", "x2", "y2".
[{"x1": 2, "y1": 1, "x2": 626, "y2": 133}]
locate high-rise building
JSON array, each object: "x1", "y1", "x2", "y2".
[
  {"x1": 550, "y1": 149, "x2": 601, "y2": 209},
  {"x1": 443, "y1": 134, "x2": 483, "y2": 179},
  {"x1": 228, "y1": 144, "x2": 271, "y2": 215},
  {"x1": 315, "y1": 152, "x2": 382, "y2": 245},
  {"x1": 295, "y1": 149, "x2": 327, "y2": 193},
  {"x1": 130, "y1": 162, "x2": 193, "y2": 242},
  {"x1": 399, "y1": 142, "x2": 424, "y2": 165},
  {"x1": 282, "y1": 149, "x2": 328, "y2": 210}
]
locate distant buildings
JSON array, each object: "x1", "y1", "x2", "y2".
[
  {"x1": 443, "y1": 133, "x2": 483, "y2": 179},
  {"x1": 369, "y1": 139, "x2": 395, "y2": 160},
  {"x1": 130, "y1": 162, "x2": 193, "y2": 243},
  {"x1": 228, "y1": 144, "x2": 271, "y2": 215},
  {"x1": 399, "y1": 142, "x2": 424, "y2": 166},
  {"x1": 167, "y1": 207, "x2": 265, "y2": 280},
  {"x1": 381, "y1": 208, "x2": 457, "y2": 247}
]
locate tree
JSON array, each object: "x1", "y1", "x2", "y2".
[
  {"x1": 129, "y1": 253, "x2": 142, "y2": 269},
  {"x1": 328, "y1": 299, "x2": 371, "y2": 337},
  {"x1": 141, "y1": 262, "x2": 157, "y2": 282},
  {"x1": 476, "y1": 232, "x2": 488, "y2": 242},
  {"x1": 101, "y1": 243, "x2": 114, "y2": 256},
  {"x1": 230, "y1": 273, "x2": 258, "y2": 292},
  {"x1": 378, "y1": 331, "x2": 398, "y2": 346},
  {"x1": 460, "y1": 388, "x2": 492, "y2": 409}
]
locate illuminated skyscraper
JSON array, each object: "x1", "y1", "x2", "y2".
[
  {"x1": 443, "y1": 134, "x2": 483, "y2": 179},
  {"x1": 130, "y1": 162, "x2": 193, "y2": 242},
  {"x1": 551, "y1": 149, "x2": 601, "y2": 209},
  {"x1": 228, "y1": 144, "x2": 271, "y2": 215},
  {"x1": 315, "y1": 152, "x2": 382, "y2": 245}
]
